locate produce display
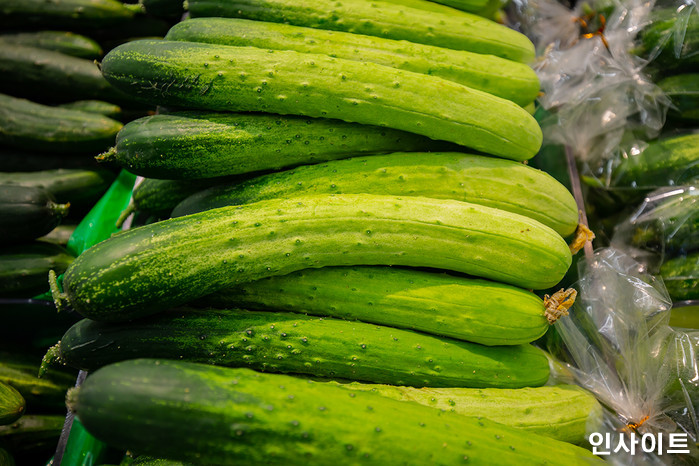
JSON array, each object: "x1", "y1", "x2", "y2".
[{"x1": 1, "y1": 0, "x2": 697, "y2": 463}]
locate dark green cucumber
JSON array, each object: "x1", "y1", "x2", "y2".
[
  {"x1": 103, "y1": 112, "x2": 443, "y2": 179},
  {"x1": 0, "y1": 0, "x2": 143, "y2": 29},
  {"x1": 0, "y1": 94, "x2": 123, "y2": 154},
  {"x1": 172, "y1": 152, "x2": 579, "y2": 237},
  {"x1": 53, "y1": 308, "x2": 550, "y2": 388},
  {"x1": 164, "y1": 18, "x2": 539, "y2": 106},
  {"x1": 0, "y1": 31, "x2": 102, "y2": 59},
  {"x1": 329, "y1": 382, "x2": 601, "y2": 445},
  {"x1": 0, "y1": 415, "x2": 65, "y2": 456},
  {"x1": 661, "y1": 252, "x2": 699, "y2": 301},
  {"x1": 659, "y1": 74, "x2": 699, "y2": 123},
  {"x1": 0, "y1": 186, "x2": 69, "y2": 245},
  {"x1": 0, "y1": 448, "x2": 13, "y2": 466},
  {"x1": 636, "y1": 7, "x2": 699, "y2": 75},
  {"x1": 0, "y1": 383, "x2": 24, "y2": 426},
  {"x1": 101, "y1": 40, "x2": 543, "y2": 160},
  {"x1": 58, "y1": 194, "x2": 572, "y2": 322},
  {"x1": 0, "y1": 169, "x2": 116, "y2": 207},
  {"x1": 0, "y1": 243, "x2": 74, "y2": 298},
  {"x1": 0, "y1": 353, "x2": 75, "y2": 411},
  {"x1": 0, "y1": 45, "x2": 128, "y2": 104},
  {"x1": 185, "y1": 0, "x2": 535, "y2": 63},
  {"x1": 203, "y1": 266, "x2": 551, "y2": 345},
  {"x1": 68, "y1": 359, "x2": 602, "y2": 464},
  {"x1": 59, "y1": 100, "x2": 122, "y2": 119}
]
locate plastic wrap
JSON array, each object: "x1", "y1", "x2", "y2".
[{"x1": 547, "y1": 248, "x2": 698, "y2": 464}]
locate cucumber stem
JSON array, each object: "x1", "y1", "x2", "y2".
[
  {"x1": 49, "y1": 270, "x2": 70, "y2": 313},
  {"x1": 38, "y1": 343, "x2": 63, "y2": 379},
  {"x1": 568, "y1": 223, "x2": 595, "y2": 254},
  {"x1": 49, "y1": 201, "x2": 70, "y2": 218},
  {"x1": 115, "y1": 201, "x2": 136, "y2": 229},
  {"x1": 544, "y1": 288, "x2": 577, "y2": 324},
  {"x1": 96, "y1": 146, "x2": 117, "y2": 163},
  {"x1": 65, "y1": 387, "x2": 79, "y2": 414}
]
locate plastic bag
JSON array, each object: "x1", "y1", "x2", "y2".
[{"x1": 547, "y1": 247, "x2": 697, "y2": 464}]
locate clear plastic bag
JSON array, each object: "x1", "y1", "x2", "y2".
[{"x1": 547, "y1": 247, "x2": 698, "y2": 464}]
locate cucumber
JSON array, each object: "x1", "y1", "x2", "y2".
[
  {"x1": 203, "y1": 266, "x2": 551, "y2": 345},
  {"x1": 0, "y1": 94, "x2": 123, "y2": 154},
  {"x1": 0, "y1": 243, "x2": 74, "y2": 298},
  {"x1": 0, "y1": 448, "x2": 13, "y2": 466},
  {"x1": 57, "y1": 194, "x2": 572, "y2": 322},
  {"x1": 0, "y1": 186, "x2": 70, "y2": 245},
  {"x1": 101, "y1": 40, "x2": 543, "y2": 161},
  {"x1": 0, "y1": 0, "x2": 143, "y2": 30},
  {"x1": 184, "y1": 0, "x2": 535, "y2": 63},
  {"x1": 661, "y1": 252, "x2": 699, "y2": 301},
  {"x1": 659, "y1": 74, "x2": 699, "y2": 123},
  {"x1": 103, "y1": 112, "x2": 444, "y2": 179},
  {"x1": 0, "y1": 45, "x2": 128, "y2": 104},
  {"x1": 0, "y1": 383, "x2": 24, "y2": 426},
  {"x1": 53, "y1": 307, "x2": 551, "y2": 388},
  {"x1": 0, "y1": 415, "x2": 65, "y2": 457},
  {"x1": 140, "y1": 0, "x2": 185, "y2": 19},
  {"x1": 172, "y1": 152, "x2": 579, "y2": 237},
  {"x1": 68, "y1": 359, "x2": 602, "y2": 465},
  {"x1": 329, "y1": 382, "x2": 601, "y2": 445},
  {"x1": 0, "y1": 31, "x2": 102, "y2": 59},
  {"x1": 164, "y1": 18, "x2": 539, "y2": 106},
  {"x1": 636, "y1": 7, "x2": 699, "y2": 75},
  {"x1": 0, "y1": 353, "x2": 75, "y2": 411},
  {"x1": 0, "y1": 169, "x2": 116, "y2": 208},
  {"x1": 59, "y1": 100, "x2": 122, "y2": 119}
]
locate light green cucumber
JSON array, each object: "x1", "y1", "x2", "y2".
[
  {"x1": 57, "y1": 194, "x2": 572, "y2": 322},
  {"x1": 101, "y1": 40, "x2": 543, "y2": 160},
  {"x1": 184, "y1": 0, "x2": 535, "y2": 63},
  {"x1": 68, "y1": 359, "x2": 603, "y2": 464},
  {"x1": 165, "y1": 18, "x2": 539, "y2": 106},
  {"x1": 204, "y1": 266, "x2": 552, "y2": 346},
  {"x1": 172, "y1": 152, "x2": 579, "y2": 237}
]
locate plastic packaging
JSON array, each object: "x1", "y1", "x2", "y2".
[{"x1": 547, "y1": 247, "x2": 698, "y2": 464}]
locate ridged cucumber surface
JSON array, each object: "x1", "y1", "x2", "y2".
[
  {"x1": 0, "y1": 93, "x2": 123, "y2": 154},
  {"x1": 0, "y1": 0, "x2": 143, "y2": 29},
  {"x1": 0, "y1": 243, "x2": 74, "y2": 297},
  {"x1": 330, "y1": 382, "x2": 601, "y2": 445},
  {"x1": 204, "y1": 266, "x2": 550, "y2": 345},
  {"x1": 0, "y1": 383, "x2": 25, "y2": 426},
  {"x1": 185, "y1": 0, "x2": 535, "y2": 63},
  {"x1": 172, "y1": 152, "x2": 579, "y2": 237},
  {"x1": 165, "y1": 18, "x2": 539, "y2": 106},
  {"x1": 59, "y1": 194, "x2": 572, "y2": 322},
  {"x1": 661, "y1": 252, "x2": 699, "y2": 301},
  {"x1": 101, "y1": 40, "x2": 543, "y2": 160},
  {"x1": 69, "y1": 359, "x2": 602, "y2": 464},
  {"x1": 104, "y1": 112, "x2": 443, "y2": 179},
  {"x1": 0, "y1": 31, "x2": 103, "y2": 59},
  {"x1": 54, "y1": 307, "x2": 551, "y2": 388},
  {"x1": 0, "y1": 185, "x2": 70, "y2": 245}
]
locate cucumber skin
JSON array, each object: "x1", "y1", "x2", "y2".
[
  {"x1": 101, "y1": 40, "x2": 543, "y2": 161},
  {"x1": 59, "y1": 100, "x2": 122, "y2": 119},
  {"x1": 0, "y1": 185, "x2": 69, "y2": 245},
  {"x1": 0, "y1": 93, "x2": 123, "y2": 154},
  {"x1": 0, "y1": 169, "x2": 115, "y2": 206},
  {"x1": 111, "y1": 112, "x2": 444, "y2": 179},
  {"x1": 71, "y1": 359, "x2": 601, "y2": 465},
  {"x1": 132, "y1": 178, "x2": 234, "y2": 217},
  {"x1": 0, "y1": 243, "x2": 74, "y2": 298},
  {"x1": 204, "y1": 266, "x2": 549, "y2": 346},
  {"x1": 172, "y1": 152, "x2": 579, "y2": 237},
  {"x1": 0, "y1": 415, "x2": 65, "y2": 455},
  {"x1": 0, "y1": 383, "x2": 25, "y2": 426},
  {"x1": 165, "y1": 18, "x2": 539, "y2": 106},
  {"x1": 185, "y1": 0, "x2": 534, "y2": 63},
  {"x1": 0, "y1": 32, "x2": 103, "y2": 59},
  {"x1": 62, "y1": 194, "x2": 572, "y2": 322},
  {"x1": 661, "y1": 252, "x2": 699, "y2": 301},
  {"x1": 0, "y1": 0, "x2": 140, "y2": 29},
  {"x1": 659, "y1": 74, "x2": 699, "y2": 123},
  {"x1": 0, "y1": 356, "x2": 75, "y2": 411}
]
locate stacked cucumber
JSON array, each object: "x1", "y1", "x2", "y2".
[{"x1": 2, "y1": 0, "x2": 601, "y2": 463}]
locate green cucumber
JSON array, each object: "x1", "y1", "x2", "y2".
[
  {"x1": 0, "y1": 0, "x2": 143, "y2": 30},
  {"x1": 659, "y1": 74, "x2": 699, "y2": 123},
  {"x1": 101, "y1": 40, "x2": 543, "y2": 160},
  {"x1": 0, "y1": 186, "x2": 70, "y2": 245},
  {"x1": 636, "y1": 7, "x2": 699, "y2": 75},
  {"x1": 57, "y1": 194, "x2": 572, "y2": 322},
  {"x1": 52, "y1": 308, "x2": 550, "y2": 388},
  {"x1": 172, "y1": 152, "x2": 579, "y2": 237},
  {"x1": 0, "y1": 45, "x2": 128, "y2": 104},
  {"x1": 68, "y1": 359, "x2": 602, "y2": 464},
  {"x1": 0, "y1": 415, "x2": 64, "y2": 456},
  {"x1": 0, "y1": 31, "x2": 102, "y2": 59},
  {"x1": 0, "y1": 169, "x2": 116, "y2": 208},
  {"x1": 661, "y1": 252, "x2": 699, "y2": 301},
  {"x1": 0, "y1": 448, "x2": 13, "y2": 466},
  {"x1": 103, "y1": 112, "x2": 443, "y2": 179},
  {"x1": 128, "y1": 178, "x2": 235, "y2": 220},
  {"x1": 0, "y1": 353, "x2": 75, "y2": 411},
  {"x1": 0, "y1": 383, "x2": 25, "y2": 426},
  {"x1": 203, "y1": 266, "x2": 551, "y2": 345},
  {"x1": 0, "y1": 94, "x2": 123, "y2": 154},
  {"x1": 59, "y1": 100, "x2": 122, "y2": 119},
  {"x1": 329, "y1": 382, "x2": 601, "y2": 445},
  {"x1": 140, "y1": 0, "x2": 185, "y2": 19},
  {"x1": 164, "y1": 18, "x2": 539, "y2": 106},
  {"x1": 0, "y1": 243, "x2": 74, "y2": 298},
  {"x1": 184, "y1": 0, "x2": 535, "y2": 63}
]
